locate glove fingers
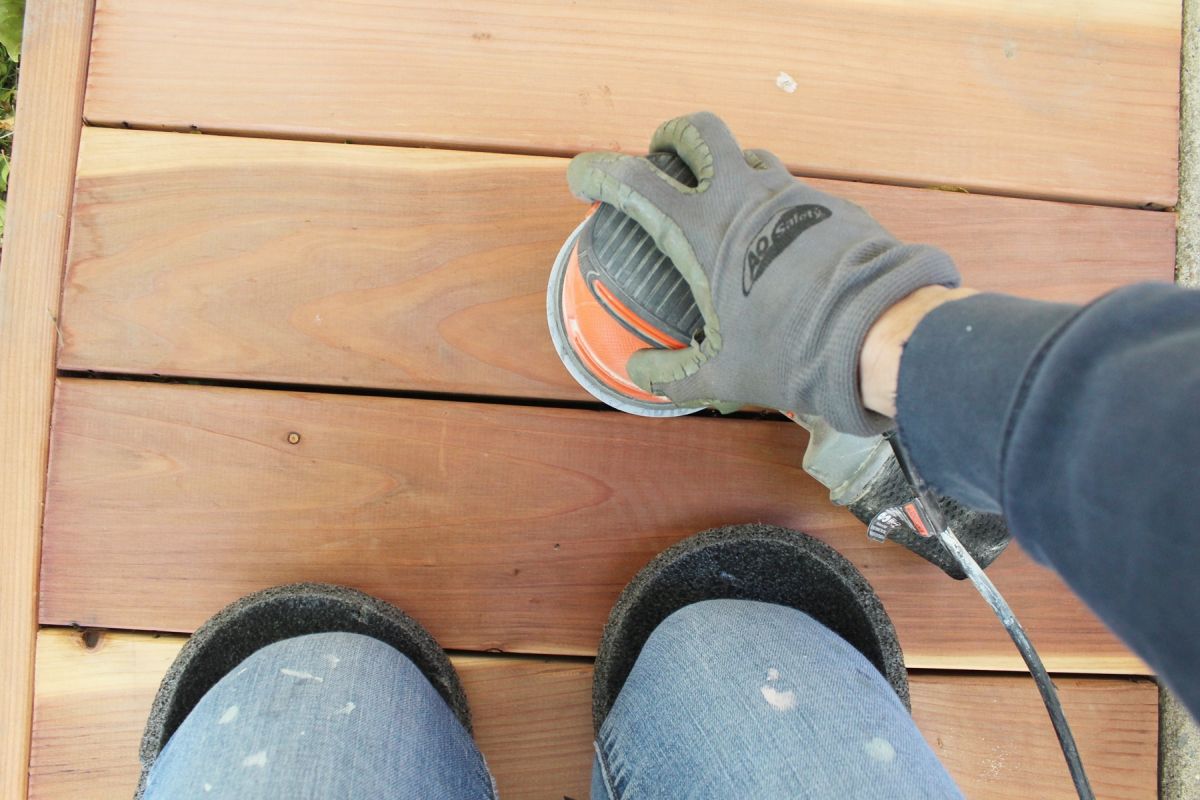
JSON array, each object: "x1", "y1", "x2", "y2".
[
  {"x1": 743, "y1": 148, "x2": 801, "y2": 195},
  {"x1": 627, "y1": 343, "x2": 710, "y2": 398},
  {"x1": 629, "y1": 349, "x2": 740, "y2": 413},
  {"x1": 566, "y1": 151, "x2": 691, "y2": 210},
  {"x1": 649, "y1": 112, "x2": 747, "y2": 189},
  {"x1": 743, "y1": 147, "x2": 786, "y2": 172},
  {"x1": 566, "y1": 151, "x2": 721, "y2": 343}
]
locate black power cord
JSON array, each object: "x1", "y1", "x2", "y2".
[{"x1": 885, "y1": 433, "x2": 1094, "y2": 800}]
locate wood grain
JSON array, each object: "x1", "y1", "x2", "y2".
[
  {"x1": 82, "y1": 0, "x2": 1180, "y2": 207},
  {"x1": 30, "y1": 628, "x2": 1158, "y2": 799},
  {"x1": 0, "y1": 1, "x2": 94, "y2": 796},
  {"x1": 58, "y1": 128, "x2": 1176, "y2": 399},
  {"x1": 908, "y1": 673, "x2": 1157, "y2": 799},
  {"x1": 41, "y1": 378, "x2": 1143, "y2": 674}
]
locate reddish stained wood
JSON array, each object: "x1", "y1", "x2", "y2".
[
  {"x1": 41, "y1": 379, "x2": 1142, "y2": 674},
  {"x1": 59, "y1": 128, "x2": 1175, "y2": 399},
  {"x1": 83, "y1": 0, "x2": 1180, "y2": 205}
]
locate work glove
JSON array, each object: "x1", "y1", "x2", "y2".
[{"x1": 566, "y1": 111, "x2": 961, "y2": 435}]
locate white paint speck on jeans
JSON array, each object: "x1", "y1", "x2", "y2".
[
  {"x1": 760, "y1": 685, "x2": 798, "y2": 711},
  {"x1": 242, "y1": 750, "x2": 268, "y2": 768},
  {"x1": 864, "y1": 737, "x2": 896, "y2": 763},
  {"x1": 218, "y1": 705, "x2": 239, "y2": 725}
]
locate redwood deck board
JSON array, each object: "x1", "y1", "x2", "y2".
[
  {"x1": 0, "y1": 0, "x2": 96, "y2": 794},
  {"x1": 58, "y1": 128, "x2": 1175, "y2": 399},
  {"x1": 83, "y1": 0, "x2": 1180, "y2": 206},
  {"x1": 41, "y1": 378, "x2": 1142, "y2": 674},
  {"x1": 29, "y1": 628, "x2": 1158, "y2": 800},
  {"x1": 9, "y1": 0, "x2": 1181, "y2": 795}
]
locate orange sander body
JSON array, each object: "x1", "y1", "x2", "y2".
[{"x1": 547, "y1": 153, "x2": 702, "y2": 416}]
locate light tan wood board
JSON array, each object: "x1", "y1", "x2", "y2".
[
  {"x1": 0, "y1": 0, "x2": 94, "y2": 795},
  {"x1": 42, "y1": 378, "x2": 1143, "y2": 674},
  {"x1": 59, "y1": 128, "x2": 1175, "y2": 399},
  {"x1": 30, "y1": 628, "x2": 1158, "y2": 799},
  {"x1": 82, "y1": 0, "x2": 1180, "y2": 206}
]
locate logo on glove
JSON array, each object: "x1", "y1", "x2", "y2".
[{"x1": 743, "y1": 204, "x2": 832, "y2": 295}]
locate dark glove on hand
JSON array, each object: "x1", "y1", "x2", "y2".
[{"x1": 567, "y1": 111, "x2": 961, "y2": 435}]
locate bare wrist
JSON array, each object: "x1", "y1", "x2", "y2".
[{"x1": 860, "y1": 286, "x2": 978, "y2": 419}]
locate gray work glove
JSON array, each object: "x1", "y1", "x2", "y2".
[{"x1": 566, "y1": 111, "x2": 961, "y2": 435}]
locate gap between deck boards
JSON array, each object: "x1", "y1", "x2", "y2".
[
  {"x1": 54, "y1": 369, "x2": 798, "y2": 426},
  {"x1": 80, "y1": 120, "x2": 1180, "y2": 213}
]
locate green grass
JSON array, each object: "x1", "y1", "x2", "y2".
[{"x1": 0, "y1": 0, "x2": 24, "y2": 242}]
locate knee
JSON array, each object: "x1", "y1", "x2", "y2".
[{"x1": 644, "y1": 599, "x2": 831, "y2": 654}]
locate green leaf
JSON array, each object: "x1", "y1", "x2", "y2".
[
  {"x1": 0, "y1": 0, "x2": 25, "y2": 63},
  {"x1": 0, "y1": 154, "x2": 10, "y2": 194},
  {"x1": 0, "y1": 197, "x2": 7, "y2": 242}
]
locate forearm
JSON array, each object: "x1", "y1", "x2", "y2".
[{"x1": 876, "y1": 283, "x2": 1200, "y2": 718}]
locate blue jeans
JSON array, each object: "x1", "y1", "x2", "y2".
[
  {"x1": 146, "y1": 601, "x2": 960, "y2": 798},
  {"x1": 592, "y1": 600, "x2": 961, "y2": 799},
  {"x1": 143, "y1": 633, "x2": 496, "y2": 798}
]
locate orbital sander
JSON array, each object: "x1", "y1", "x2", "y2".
[
  {"x1": 547, "y1": 151, "x2": 1009, "y2": 578},
  {"x1": 547, "y1": 151, "x2": 1093, "y2": 798}
]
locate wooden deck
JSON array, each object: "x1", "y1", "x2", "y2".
[{"x1": 1, "y1": 1, "x2": 1181, "y2": 797}]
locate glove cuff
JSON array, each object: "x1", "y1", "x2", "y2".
[{"x1": 805, "y1": 243, "x2": 961, "y2": 437}]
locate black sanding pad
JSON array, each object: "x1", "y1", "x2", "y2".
[
  {"x1": 136, "y1": 583, "x2": 469, "y2": 797},
  {"x1": 593, "y1": 524, "x2": 909, "y2": 733}
]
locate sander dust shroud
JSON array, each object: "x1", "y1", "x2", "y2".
[{"x1": 547, "y1": 152, "x2": 1094, "y2": 798}]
